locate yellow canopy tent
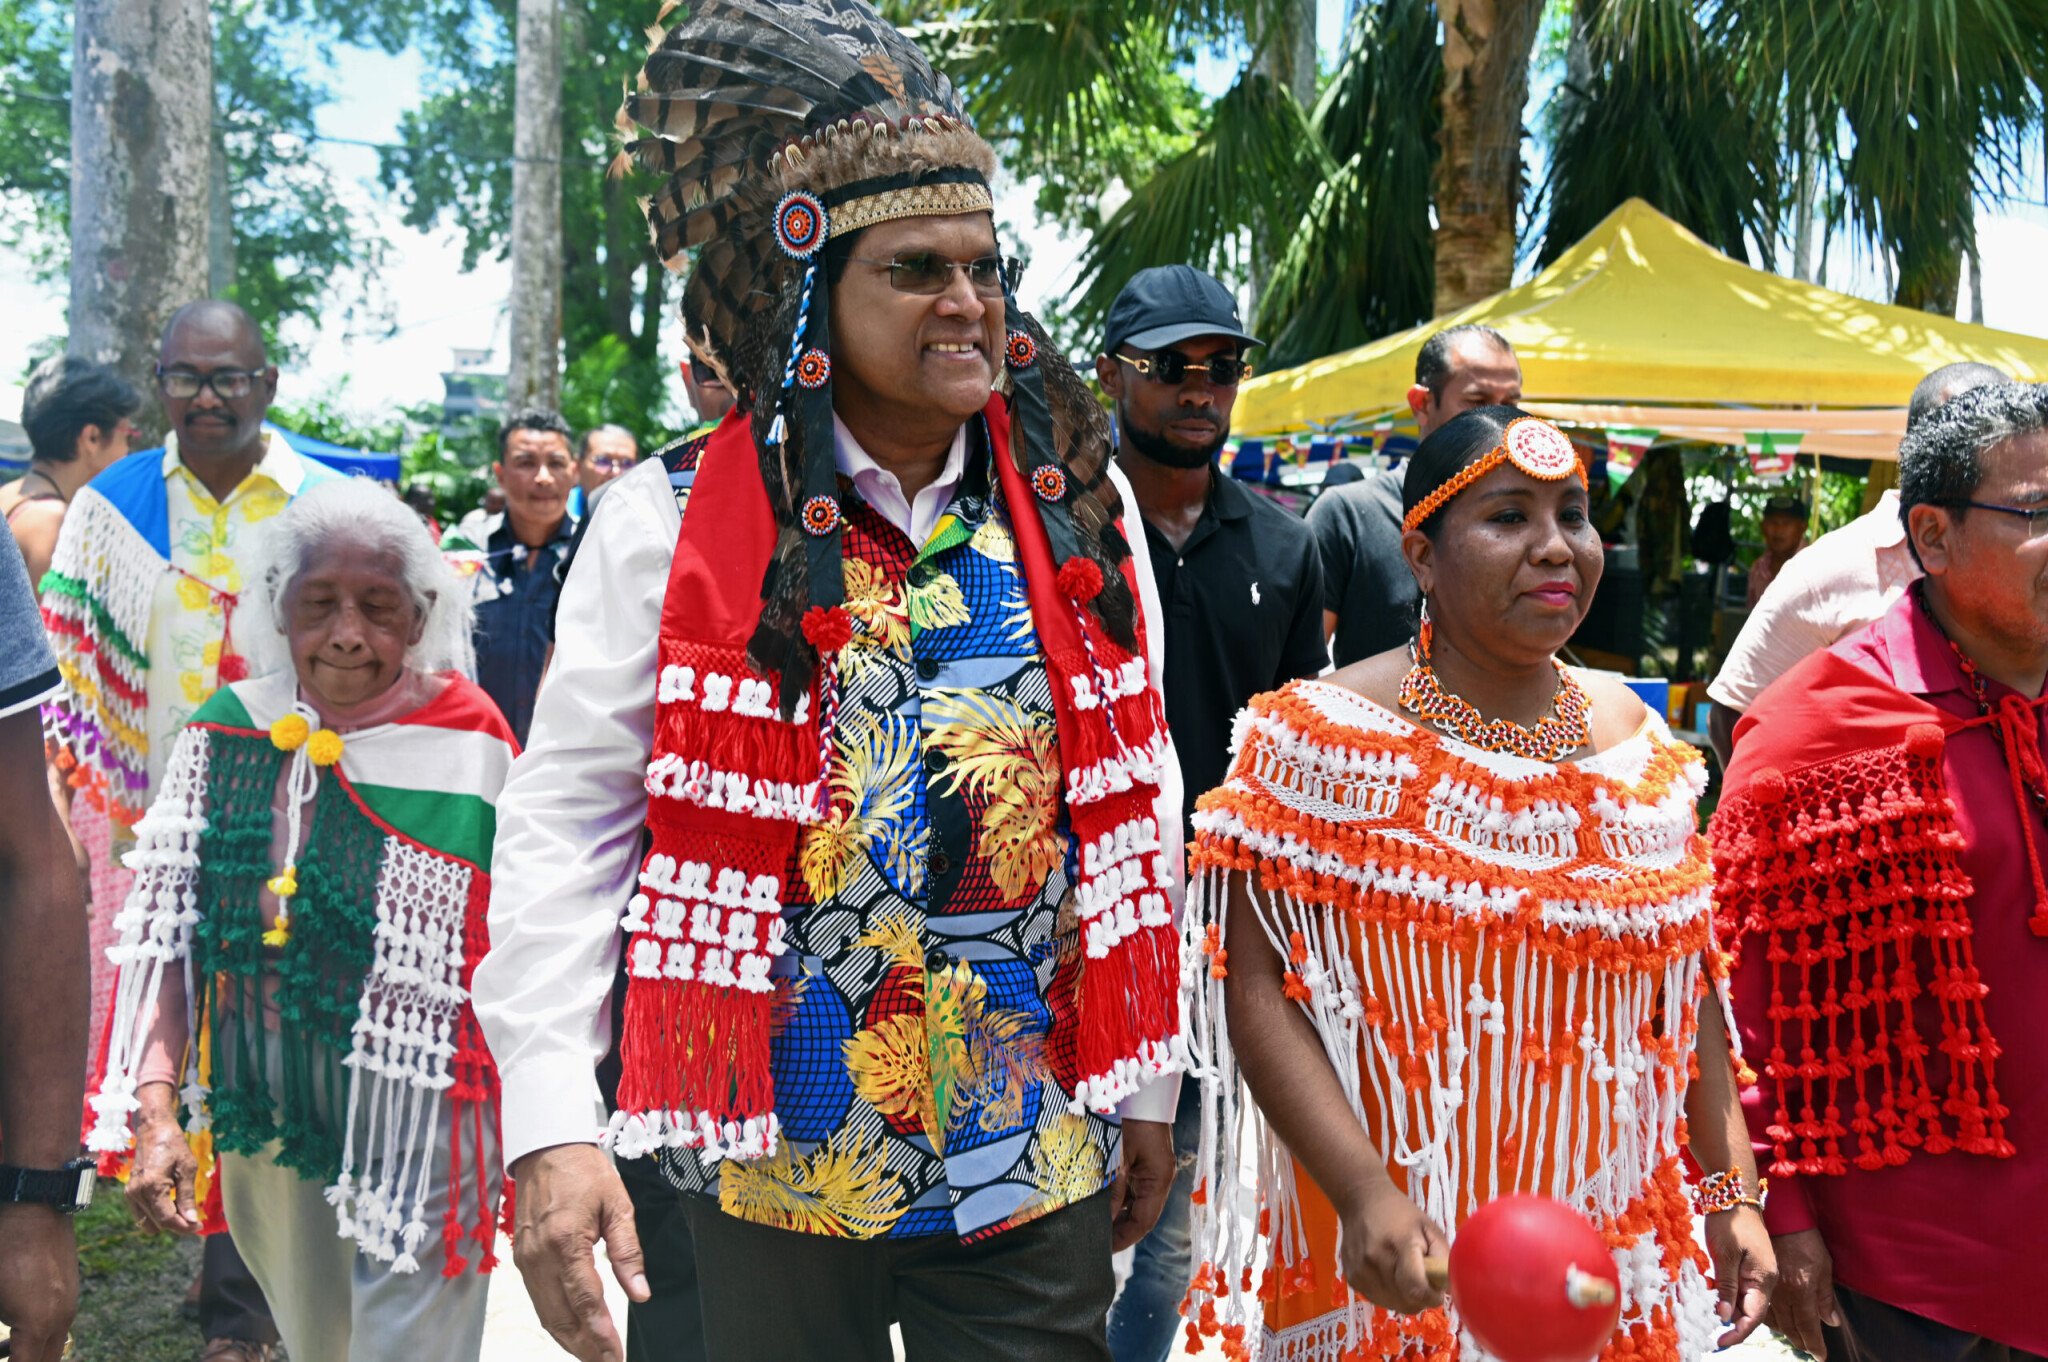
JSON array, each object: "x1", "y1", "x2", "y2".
[{"x1": 1234, "y1": 198, "x2": 2048, "y2": 458}]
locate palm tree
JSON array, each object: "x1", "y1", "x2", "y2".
[{"x1": 1432, "y1": 0, "x2": 1547, "y2": 312}]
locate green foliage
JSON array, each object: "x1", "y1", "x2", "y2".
[
  {"x1": 364, "y1": 0, "x2": 677, "y2": 437},
  {"x1": 1534, "y1": 0, "x2": 1780, "y2": 267},
  {"x1": 560, "y1": 333, "x2": 674, "y2": 440},
  {"x1": 0, "y1": 1, "x2": 388, "y2": 362},
  {"x1": 1256, "y1": 0, "x2": 1439, "y2": 367}
]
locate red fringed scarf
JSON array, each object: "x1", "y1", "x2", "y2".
[
  {"x1": 603, "y1": 399, "x2": 1181, "y2": 1161},
  {"x1": 1712, "y1": 647, "x2": 2048, "y2": 1178}
]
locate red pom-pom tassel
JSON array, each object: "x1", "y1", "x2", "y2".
[
  {"x1": 801, "y1": 604, "x2": 854, "y2": 654},
  {"x1": 1056, "y1": 557, "x2": 1104, "y2": 603}
]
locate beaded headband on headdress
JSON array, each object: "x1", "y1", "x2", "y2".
[{"x1": 1402, "y1": 417, "x2": 1585, "y2": 533}]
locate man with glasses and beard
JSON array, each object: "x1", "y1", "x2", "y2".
[
  {"x1": 43, "y1": 298, "x2": 333, "y2": 1362},
  {"x1": 1094, "y1": 265, "x2": 1326, "y2": 1362}
]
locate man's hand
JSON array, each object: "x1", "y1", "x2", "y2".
[
  {"x1": 510, "y1": 1143, "x2": 651, "y2": 1362},
  {"x1": 126, "y1": 1084, "x2": 200, "y2": 1236},
  {"x1": 1766, "y1": 1228, "x2": 1841, "y2": 1360},
  {"x1": 1335, "y1": 1177, "x2": 1449, "y2": 1316},
  {"x1": 1108, "y1": 1118, "x2": 1173, "y2": 1251},
  {"x1": 1705, "y1": 1208, "x2": 1777, "y2": 1347},
  {"x1": 0, "y1": 1205, "x2": 79, "y2": 1362}
]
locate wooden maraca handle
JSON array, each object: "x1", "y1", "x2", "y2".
[{"x1": 1424, "y1": 1254, "x2": 1450, "y2": 1293}]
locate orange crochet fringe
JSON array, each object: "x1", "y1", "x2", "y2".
[{"x1": 1179, "y1": 681, "x2": 1730, "y2": 1361}]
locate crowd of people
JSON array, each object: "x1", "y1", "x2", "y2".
[{"x1": 2, "y1": 3, "x2": 2045, "y2": 1362}]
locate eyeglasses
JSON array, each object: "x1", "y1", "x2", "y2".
[
  {"x1": 1935, "y1": 498, "x2": 2048, "y2": 538},
  {"x1": 156, "y1": 367, "x2": 263, "y2": 400},
  {"x1": 584, "y1": 454, "x2": 637, "y2": 473},
  {"x1": 845, "y1": 252, "x2": 1022, "y2": 298},
  {"x1": 1113, "y1": 351, "x2": 1253, "y2": 388}
]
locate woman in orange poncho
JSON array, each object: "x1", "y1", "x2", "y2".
[{"x1": 1180, "y1": 408, "x2": 1776, "y2": 1361}]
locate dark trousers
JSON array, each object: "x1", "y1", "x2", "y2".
[
  {"x1": 1827, "y1": 1285, "x2": 2046, "y2": 1362},
  {"x1": 680, "y1": 1190, "x2": 1115, "y2": 1362},
  {"x1": 198, "y1": 1231, "x2": 278, "y2": 1344},
  {"x1": 617, "y1": 1153, "x2": 706, "y2": 1362}
]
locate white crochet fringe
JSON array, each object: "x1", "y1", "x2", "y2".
[
  {"x1": 329, "y1": 839, "x2": 474, "y2": 1274},
  {"x1": 89, "y1": 728, "x2": 213, "y2": 1156}
]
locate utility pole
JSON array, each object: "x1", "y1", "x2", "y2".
[
  {"x1": 507, "y1": 0, "x2": 564, "y2": 411},
  {"x1": 69, "y1": 0, "x2": 213, "y2": 435}
]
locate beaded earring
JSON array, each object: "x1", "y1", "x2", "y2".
[{"x1": 1417, "y1": 596, "x2": 1434, "y2": 659}]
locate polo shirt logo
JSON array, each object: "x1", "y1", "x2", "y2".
[{"x1": 1250, "y1": 581, "x2": 1261, "y2": 605}]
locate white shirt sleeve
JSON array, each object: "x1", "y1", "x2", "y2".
[
  {"x1": 472, "y1": 457, "x2": 679, "y2": 1167},
  {"x1": 1107, "y1": 461, "x2": 1184, "y2": 1126},
  {"x1": 1705, "y1": 561, "x2": 1840, "y2": 713}
]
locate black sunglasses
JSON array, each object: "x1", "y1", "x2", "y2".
[
  {"x1": 1114, "y1": 351, "x2": 1252, "y2": 388},
  {"x1": 845, "y1": 252, "x2": 1023, "y2": 298}
]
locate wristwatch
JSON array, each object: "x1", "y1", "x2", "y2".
[{"x1": 0, "y1": 1159, "x2": 97, "y2": 1213}]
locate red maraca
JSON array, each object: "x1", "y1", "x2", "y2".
[{"x1": 1424, "y1": 1195, "x2": 1622, "y2": 1362}]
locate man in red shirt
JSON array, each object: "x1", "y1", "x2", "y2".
[{"x1": 1712, "y1": 381, "x2": 2048, "y2": 1360}]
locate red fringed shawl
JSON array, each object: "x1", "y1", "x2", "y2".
[
  {"x1": 604, "y1": 399, "x2": 1181, "y2": 1161},
  {"x1": 1711, "y1": 648, "x2": 2048, "y2": 1179}
]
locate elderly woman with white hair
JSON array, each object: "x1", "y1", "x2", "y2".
[{"x1": 84, "y1": 478, "x2": 516, "y2": 1362}]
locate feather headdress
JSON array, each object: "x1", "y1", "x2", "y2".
[{"x1": 617, "y1": 0, "x2": 1134, "y2": 705}]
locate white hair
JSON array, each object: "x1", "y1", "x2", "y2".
[{"x1": 243, "y1": 476, "x2": 476, "y2": 680}]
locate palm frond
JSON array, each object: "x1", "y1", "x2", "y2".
[
  {"x1": 1068, "y1": 68, "x2": 1330, "y2": 344},
  {"x1": 1535, "y1": 0, "x2": 1781, "y2": 267},
  {"x1": 1257, "y1": 0, "x2": 1439, "y2": 367}
]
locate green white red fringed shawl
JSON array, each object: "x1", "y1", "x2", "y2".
[
  {"x1": 85, "y1": 670, "x2": 515, "y2": 1277},
  {"x1": 603, "y1": 399, "x2": 1183, "y2": 1162}
]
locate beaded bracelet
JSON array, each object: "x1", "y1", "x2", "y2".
[{"x1": 1693, "y1": 1168, "x2": 1767, "y2": 1216}]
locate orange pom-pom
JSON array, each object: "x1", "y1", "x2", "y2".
[
  {"x1": 1056, "y1": 557, "x2": 1104, "y2": 603},
  {"x1": 801, "y1": 605, "x2": 854, "y2": 654}
]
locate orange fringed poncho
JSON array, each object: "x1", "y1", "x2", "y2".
[{"x1": 1180, "y1": 681, "x2": 1727, "y2": 1362}]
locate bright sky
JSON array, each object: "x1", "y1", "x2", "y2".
[{"x1": 4, "y1": 0, "x2": 2047, "y2": 428}]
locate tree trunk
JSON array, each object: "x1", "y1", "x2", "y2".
[
  {"x1": 1246, "y1": 0, "x2": 1318, "y2": 318},
  {"x1": 1432, "y1": 0, "x2": 1546, "y2": 315},
  {"x1": 507, "y1": 0, "x2": 563, "y2": 411},
  {"x1": 208, "y1": 123, "x2": 236, "y2": 297},
  {"x1": 1790, "y1": 104, "x2": 1818, "y2": 283},
  {"x1": 69, "y1": 0, "x2": 213, "y2": 437}
]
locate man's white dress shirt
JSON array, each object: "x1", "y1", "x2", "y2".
[{"x1": 1708, "y1": 489, "x2": 1921, "y2": 714}]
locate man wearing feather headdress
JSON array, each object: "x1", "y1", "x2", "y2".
[{"x1": 472, "y1": 3, "x2": 1187, "y2": 1358}]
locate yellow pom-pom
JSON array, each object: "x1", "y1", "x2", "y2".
[
  {"x1": 266, "y1": 867, "x2": 298, "y2": 898},
  {"x1": 270, "y1": 714, "x2": 311, "y2": 751},
  {"x1": 306, "y1": 729, "x2": 344, "y2": 767},
  {"x1": 261, "y1": 906, "x2": 292, "y2": 948}
]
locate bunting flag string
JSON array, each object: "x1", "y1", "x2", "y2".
[{"x1": 1745, "y1": 429, "x2": 1805, "y2": 482}]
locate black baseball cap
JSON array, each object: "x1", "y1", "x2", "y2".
[
  {"x1": 1762, "y1": 494, "x2": 1810, "y2": 519},
  {"x1": 1103, "y1": 265, "x2": 1262, "y2": 357}
]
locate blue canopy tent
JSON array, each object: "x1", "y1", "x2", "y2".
[{"x1": 267, "y1": 424, "x2": 401, "y2": 482}]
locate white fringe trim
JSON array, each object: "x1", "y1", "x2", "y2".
[
  {"x1": 1075, "y1": 815, "x2": 1174, "y2": 958},
  {"x1": 644, "y1": 754, "x2": 822, "y2": 824},
  {"x1": 601, "y1": 1108, "x2": 782, "y2": 1163},
  {"x1": 1069, "y1": 1036, "x2": 1185, "y2": 1115},
  {"x1": 1066, "y1": 730, "x2": 1171, "y2": 806},
  {"x1": 658, "y1": 663, "x2": 811, "y2": 725},
  {"x1": 1069, "y1": 657, "x2": 1148, "y2": 711},
  {"x1": 622, "y1": 858, "x2": 789, "y2": 994}
]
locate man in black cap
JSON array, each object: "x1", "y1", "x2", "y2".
[
  {"x1": 1746, "y1": 493, "x2": 1811, "y2": 607},
  {"x1": 1096, "y1": 264, "x2": 1325, "y2": 1362}
]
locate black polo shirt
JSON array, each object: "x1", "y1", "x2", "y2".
[{"x1": 1140, "y1": 471, "x2": 1327, "y2": 826}]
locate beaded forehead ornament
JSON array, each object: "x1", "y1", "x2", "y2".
[{"x1": 1403, "y1": 417, "x2": 1585, "y2": 533}]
